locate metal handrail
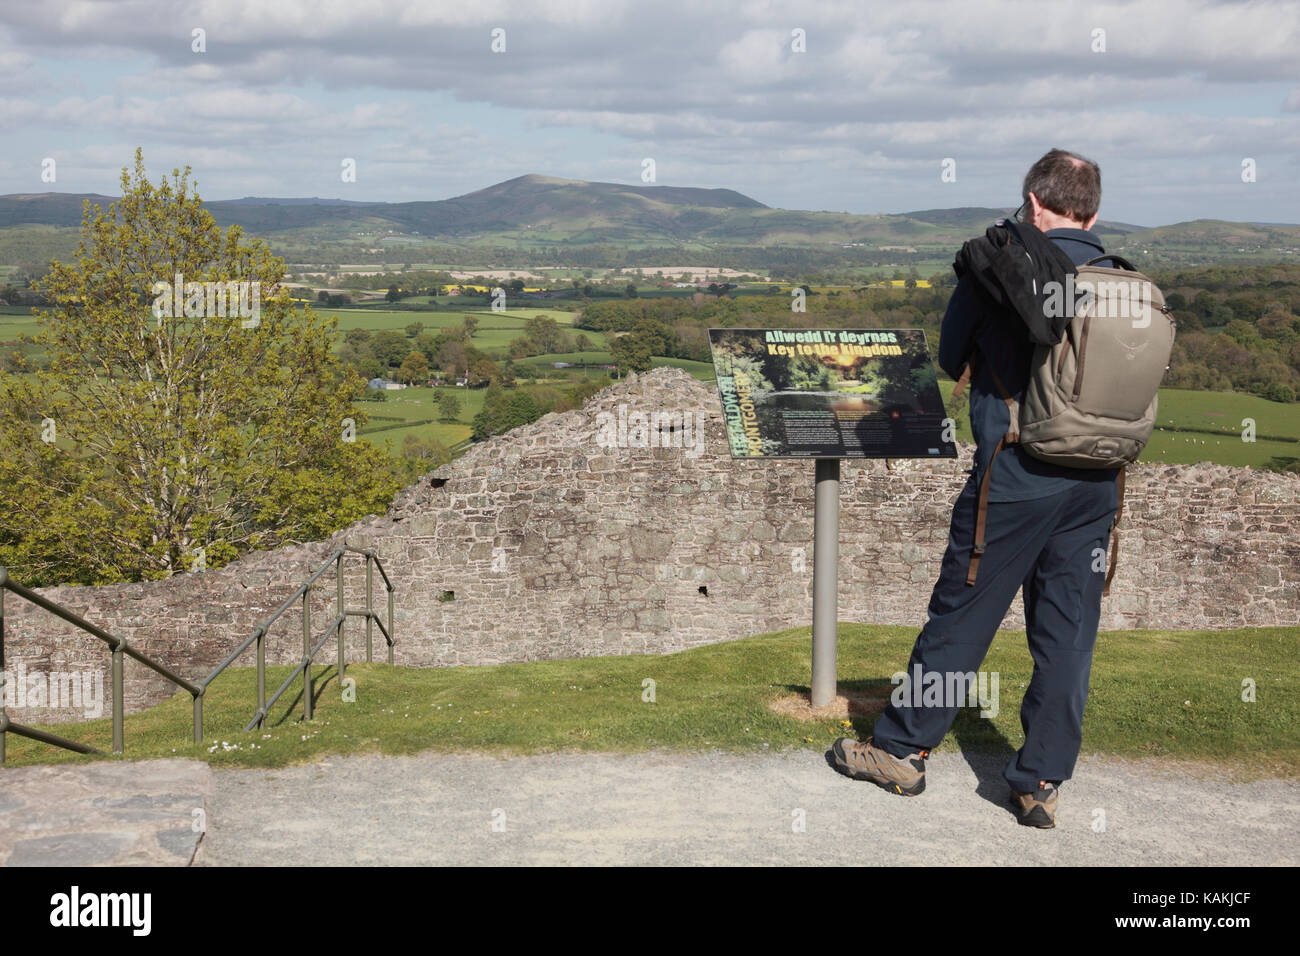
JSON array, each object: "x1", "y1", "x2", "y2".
[
  {"x1": 0, "y1": 543, "x2": 397, "y2": 764},
  {"x1": 0, "y1": 566, "x2": 201, "y2": 763},
  {"x1": 244, "y1": 614, "x2": 345, "y2": 733},
  {"x1": 195, "y1": 542, "x2": 395, "y2": 739}
]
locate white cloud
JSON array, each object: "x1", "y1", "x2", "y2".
[{"x1": 0, "y1": 0, "x2": 1295, "y2": 222}]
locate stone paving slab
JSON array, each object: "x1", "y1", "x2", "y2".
[{"x1": 0, "y1": 759, "x2": 211, "y2": 867}]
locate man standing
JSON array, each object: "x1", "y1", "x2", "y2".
[{"x1": 831, "y1": 149, "x2": 1121, "y2": 828}]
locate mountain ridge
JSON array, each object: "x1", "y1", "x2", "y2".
[{"x1": 1, "y1": 177, "x2": 1296, "y2": 249}]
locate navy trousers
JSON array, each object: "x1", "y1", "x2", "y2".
[{"x1": 871, "y1": 471, "x2": 1119, "y2": 793}]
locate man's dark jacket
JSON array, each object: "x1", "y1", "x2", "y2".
[{"x1": 938, "y1": 222, "x2": 1121, "y2": 502}]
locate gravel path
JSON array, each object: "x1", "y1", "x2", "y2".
[{"x1": 192, "y1": 749, "x2": 1297, "y2": 866}]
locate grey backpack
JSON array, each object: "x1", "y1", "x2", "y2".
[{"x1": 955, "y1": 254, "x2": 1177, "y2": 594}]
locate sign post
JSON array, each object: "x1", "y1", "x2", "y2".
[
  {"x1": 708, "y1": 328, "x2": 957, "y2": 708},
  {"x1": 811, "y1": 458, "x2": 840, "y2": 707}
]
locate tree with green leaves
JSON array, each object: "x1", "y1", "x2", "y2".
[
  {"x1": 436, "y1": 390, "x2": 462, "y2": 421},
  {"x1": 610, "y1": 331, "x2": 654, "y2": 374},
  {"x1": 468, "y1": 355, "x2": 499, "y2": 385},
  {"x1": 0, "y1": 150, "x2": 402, "y2": 586},
  {"x1": 471, "y1": 384, "x2": 541, "y2": 440},
  {"x1": 370, "y1": 329, "x2": 408, "y2": 369},
  {"x1": 398, "y1": 350, "x2": 429, "y2": 384},
  {"x1": 399, "y1": 433, "x2": 452, "y2": 477},
  {"x1": 523, "y1": 315, "x2": 564, "y2": 353}
]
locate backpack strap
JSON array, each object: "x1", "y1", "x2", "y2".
[
  {"x1": 1102, "y1": 466, "x2": 1126, "y2": 596},
  {"x1": 967, "y1": 434, "x2": 1007, "y2": 586},
  {"x1": 1081, "y1": 253, "x2": 1137, "y2": 271},
  {"x1": 953, "y1": 350, "x2": 1017, "y2": 428},
  {"x1": 952, "y1": 361, "x2": 973, "y2": 399},
  {"x1": 956, "y1": 321, "x2": 1128, "y2": 594},
  {"x1": 963, "y1": 348, "x2": 1020, "y2": 588},
  {"x1": 986, "y1": 363, "x2": 1018, "y2": 435}
]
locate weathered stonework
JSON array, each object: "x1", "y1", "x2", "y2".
[{"x1": 5, "y1": 367, "x2": 1298, "y2": 722}]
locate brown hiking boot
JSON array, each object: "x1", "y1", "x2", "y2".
[
  {"x1": 1009, "y1": 781, "x2": 1059, "y2": 828},
  {"x1": 830, "y1": 737, "x2": 928, "y2": 796}
]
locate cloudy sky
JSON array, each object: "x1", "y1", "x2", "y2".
[{"x1": 2, "y1": 0, "x2": 1297, "y2": 227}]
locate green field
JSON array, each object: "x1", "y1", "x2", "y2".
[
  {"x1": 514, "y1": 353, "x2": 715, "y2": 381},
  {"x1": 320, "y1": 307, "x2": 607, "y2": 354},
  {"x1": 650, "y1": 356, "x2": 715, "y2": 380},
  {"x1": 0, "y1": 306, "x2": 607, "y2": 458},
  {"x1": 0, "y1": 306, "x2": 602, "y2": 354},
  {"x1": 0, "y1": 306, "x2": 43, "y2": 341},
  {"x1": 357, "y1": 385, "x2": 481, "y2": 450},
  {"x1": 1146, "y1": 388, "x2": 1300, "y2": 438},
  {"x1": 7, "y1": 302, "x2": 1297, "y2": 470}
]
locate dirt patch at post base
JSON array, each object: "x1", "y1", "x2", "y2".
[{"x1": 768, "y1": 686, "x2": 893, "y2": 722}]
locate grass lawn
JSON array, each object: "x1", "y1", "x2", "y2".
[
  {"x1": 0, "y1": 306, "x2": 43, "y2": 341},
  {"x1": 355, "y1": 385, "x2": 483, "y2": 451},
  {"x1": 517, "y1": 350, "x2": 613, "y2": 366},
  {"x1": 1149, "y1": 387, "x2": 1300, "y2": 437},
  {"x1": 511, "y1": 353, "x2": 714, "y2": 386},
  {"x1": 323, "y1": 308, "x2": 530, "y2": 352},
  {"x1": 651, "y1": 356, "x2": 715, "y2": 381},
  {"x1": 4, "y1": 624, "x2": 1295, "y2": 776},
  {"x1": 318, "y1": 307, "x2": 607, "y2": 355},
  {"x1": 364, "y1": 421, "x2": 473, "y2": 451}
]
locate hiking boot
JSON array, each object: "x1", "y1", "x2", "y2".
[
  {"x1": 1009, "y1": 781, "x2": 1059, "y2": 828},
  {"x1": 830, "y1": 736, "x2": 928, "y2": 796}
]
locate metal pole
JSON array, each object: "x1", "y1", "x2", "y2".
[
  {"x1": 0, "y1": 580, "x2": 6, "y2": 765},
  {"x1": 112, "y1": 644, "x2": 124, "y2": 754},
  {"x1": 302, "y1": 590, "x2": 313, "y2": 721},
  {"x1": 193, "y1": 693, "x2": 202, "y2": 744},
  {"x1": 811, "y1": 458, "x2": 841, "y2": 708},
  {"x1": 365, "y1": 554, "x2": 374, "y2": 663},
  {"x1": 257, "y1": 628, "x2": 266, "y2": 729},
  {"x1": 336, "y1": 554, "x2": 345, "y2": 681},
  {"x1": 387, "y1": 587, "x2": 394, "y2": 665}
]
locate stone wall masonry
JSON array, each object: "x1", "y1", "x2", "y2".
[{"x1": 4, "y1": 366, "x2": 1298, "y2": 724}]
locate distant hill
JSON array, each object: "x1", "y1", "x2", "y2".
[
  {"x1": 0, "y1": 193, "x2": 120, "y2": 228},
  {"x1": 0, "y1": 175, "x2": 769, "y2": 242},
  {"x1": 1119, "y1": 219, "x2": 1300, "y2": 243},
  {"x1": 219, "y1": 196, "x2": 385, "y2": 207},
  {"x1": 1099, "y1": 219, "x2": 1300, "y2": 262},
  {"x1": 1, "y1": 176, "x2": 1296, "y2": 256},
  {"x1": 900, "y1": 206, "x2": 1146, "y2": 235}
]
